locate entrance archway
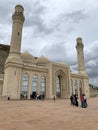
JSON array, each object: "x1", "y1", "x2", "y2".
[
  {"x1": 55, "y1": 70, "x2": 66, "y2": 98},
  {"x1": 56, "y1": 75, "x2": 62, "y2": 98}
]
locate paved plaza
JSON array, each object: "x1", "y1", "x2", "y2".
[{"x1": 0, "y1": 97, "x2": 98, "y2": 130}]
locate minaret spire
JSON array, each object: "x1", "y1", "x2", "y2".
[
  {"x1": 76, "y1": 37, "x2": 87, "y2": 75},
  {"x1": 10, "y1": 5, "x2": 25, "y2": 54}
]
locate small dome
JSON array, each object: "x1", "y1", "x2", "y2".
[
  {"x1": 21, "y1": 51, "x2": 36, "y2": 63},
  {"x1": 58, "y1": 61, "x2": 68, "y2": 66},
  {"x1": 76, "y1": 37, "x2": 83, "y2": 45},
  {"x1": 15, "y1": 5, "x2": 24, "y2": 13},
  {"x1": 37, "y1": 56, "x2": 49, "y2": 63},
  {"x1": 59, "y1": 61, "x2": 66, "y2": 64}
]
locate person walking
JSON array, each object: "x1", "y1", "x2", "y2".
[
  {"x1": 53, "y1": 96, "x2": 55, "y2": 102},
  {"x1": 84, "y1": 94, "x2": 88, "y2": 108},
  {"x1": 70, "y1": 94, "x2": 73, "y2": 105},
  {"x1": 80, "y1": 94, "x2": 84, "y2": 108}
]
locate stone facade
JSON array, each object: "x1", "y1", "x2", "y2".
[{"x1": 1, "y1": 5, "x2": 90, "y2": 99}]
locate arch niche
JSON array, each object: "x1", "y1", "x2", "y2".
[
  {"x1": 55, "y1": 70, "x2": 67, "y2": 99},
  {"x1": 21, "y1": 73, "x2": 29, "y2": 99}
]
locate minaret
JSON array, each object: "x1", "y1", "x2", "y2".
[
  {"x1": 76, "y1": 37, "x2": 90, "y2": 97},
  {"x1": 5, "y1": 5, "x2": 25, "y2": 64},
  {"x1": 2, "y1": 5, "x2": 25, "y2": 99},
  {"x1": 76, "y1": 37, "x2": 87, "y2": 75},
  {"x1": 10, "y1": 5, "x2": 25, "y2": 54}
]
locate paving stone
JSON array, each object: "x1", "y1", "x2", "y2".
[{"x1": 0, "y1": 98, "x2": 98, "y2": 130}]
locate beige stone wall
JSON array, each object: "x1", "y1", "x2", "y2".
[
  {"x1": 51, "y1": 63, "x2": 70, "y2": 99},
  {"x1": 3, "y1": 65, "x2": 22, "y2": 99},
  {"x1": 20, "y1": 65, "x2": 48, "y2": 99},
  {"x1": 14, "y1": 61, "x2": 71, "y2": 99},
  {"x1": 82, "y1": 75, "x2": 90, "y2": 97},
  {"x1": 2, "y1": 61, "x2": 90, "y2": 99}
]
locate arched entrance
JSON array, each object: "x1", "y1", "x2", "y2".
[
  {"x1": 56, "y1": 75, "x2": 62, "y2": 98},
  {"x1": 55, "y1": 70, "x2": 66, "y2": 98}
]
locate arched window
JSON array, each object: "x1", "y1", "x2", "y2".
[
  {"x1": 79, "y1": 80, "x2": 82, "y2": 95},
  {"x1": 21, "y1": 74, "x2": 29, "y2": 97},
  {"x1": 32, "y1": 75, "x2": 38, "y2": 93},
  {"x1": 74, "y1": 80, "x2": 78, "y2": 95},
  {"x1": 56, "y1": 76, "x2": 61, "y2": 98},
  {"x1": 40, "y1": 76, "x2": 46, "y2": 96},
  {"x1": 71, "y1": 79, "x2": 73, "y2": 94}
]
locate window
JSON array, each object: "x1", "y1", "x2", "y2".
[
  {"x1": 40, "y1": 76, "x2": 45, "y2": 95},
  {"x1": 21, "y1": 74, "x2": 29, "y2": 96},
  {"x1": 74, "y1": 80, "x2": 78, "y2": 95},
  {"x1": 56, "y1": 76, "x2": 61, "y2": 97},
  {"x1": 32, "y1": 75, "x2": 38, "y2": 92}
]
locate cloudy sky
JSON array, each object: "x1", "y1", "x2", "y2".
[{"x1": 0, "y1": 0, "x2": 98, "y2": 86}]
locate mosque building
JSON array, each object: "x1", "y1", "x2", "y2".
[{"x1": 0, "y1": 5, "x2": 90, "y2": 99}]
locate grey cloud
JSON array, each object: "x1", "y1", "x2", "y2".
[
  {"x1": 40, "y1": 40, "x2": 77, "y2": 66},
  {"x1": 86, "y1": 58, "x2": 98, "y2": 78},
  {"x1": 23, "y1": 1, "x2": 53, "y2": 36},
  {"x1": 70, "y1": 64, "x2": 78, "y2": 73},
  {"x1": 85, "y1": 41, "x2": 98, "y2": 63},
  {"x1": 66, "y1": 53, "x2": 77, "y2": 66},
  {"x1": 79, "y1": 41, "x2": 98, "y2": 83},
  {"x1": 84, "y1": 41, "x2": 98, "y2": 86},
  {"x1": 64, "y1": 9, "x2": 87, "y2": 23},
  {"x1": 0, "y1": 25, "x2": 11, "y2": 44},
  {"x1": 0, "y1": 30, "x2": 6, "y2": 40},
  {"x1": 40, "y1": 39, "x2": 78, "y2": 66},
  {"x1": 40, "y1": 42, "x2": 67, "y2": 62},
  {"x1": 24, "y1": 1, "x2": 46, "y2": 27},
  {"x1": 55, "y1": 9, "x2": 87, "y2": 30},
  {"x1": 89, "y1": 77, "x2": 98, "y2": 87},
  {"x1": 0, "y1": 2, "x2": 12, "y2": 25},
  {"x1": 0, "y1": 0, "x2": 53, "y2": 36}
]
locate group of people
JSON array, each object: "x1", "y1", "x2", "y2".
[
  {"x1": 70, "y1": 94, "x2": 79, "y2": 106},
  {"x1": 80, "y1": 94, "x2": 88, "y2": 108},
  {"x1": 70, "y1": 93, "x2": 88, "y2": 108},
  {"x1": 20, "y1": 92, "x2": 44, "y2": 100},
  {"x1": 30, "y1": 92, "x2": 44, "y2": 100}
]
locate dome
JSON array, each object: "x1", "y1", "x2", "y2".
[
  {"x1": 59, "y1": 61, "x2": 66, "y2": 65},
  {"x1": 58, "y1": 61, "x2": 69, "y2": 67},
  {"x1": 21, "y1": 51, "x2": 36, "y2": 63},
  {"x1": 37, "y1": 56, "x2": 49, "y2": 63}
]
